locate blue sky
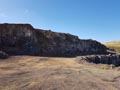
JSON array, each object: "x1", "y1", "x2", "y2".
[{"x1": 0, "y1": 0, "x2": 120, "y2": 42}]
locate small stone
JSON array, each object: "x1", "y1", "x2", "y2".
[{"x1": 0, "y1": 51, "x2": 9, "y2": 59}]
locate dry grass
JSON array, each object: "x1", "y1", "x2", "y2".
[
  {"x1": 0, "y1": 56, "x2": 120, "y2": 90},
  {"x1": 104, "y1": 41, "x2": 120, "y2": 52}
]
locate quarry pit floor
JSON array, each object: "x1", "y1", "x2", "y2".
[{"x1": 0, "y1": 56, "x2": 120, "y2": 90}]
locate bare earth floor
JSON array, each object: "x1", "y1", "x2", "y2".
[{"x1": 0, "y1": 56, "x2": 120, "y2": 90}]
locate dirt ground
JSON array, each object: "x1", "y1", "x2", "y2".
[{"x1": 0, "y1": 56, "x2": 120, "y2": 90}]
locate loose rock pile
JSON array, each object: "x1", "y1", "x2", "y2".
[{"x1": 76, "y1": 54, "x2": 120, "y2": 66}]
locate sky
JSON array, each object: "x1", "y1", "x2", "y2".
[{"x1": 0, "y1": 0, "x2": 120, "y2": 42}]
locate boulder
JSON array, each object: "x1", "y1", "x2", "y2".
[{"x1": 0, "y1": 51, "x2": 9, "y2": 59}]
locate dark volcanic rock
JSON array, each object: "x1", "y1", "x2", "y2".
[
  {"x1": 0, "y1": 23, "x2": 108, "y2": 57},
  {"x1": 0, "y1": 51, "x2": 9, "y2": 59},
  {"x1": 76, "y1": 54, "x2": 120, "y2": 66}
]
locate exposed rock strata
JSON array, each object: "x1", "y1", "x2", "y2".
[
  {"x1": 0, "y1": 23, "x2": 108, "y2": 57},
  {"x1": 76, "y1": 54, "x2": 120, "y2": 66}
]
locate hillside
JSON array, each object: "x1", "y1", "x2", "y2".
[
  {"x1": 0, "y1": 56, "x2": 120, "y2": 90},
  {"x1": 104, "y1": 41, "x2": 120, "y2": 52}
]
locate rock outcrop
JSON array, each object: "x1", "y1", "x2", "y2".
[
  {"x1": 0, "y1": 23, "x2": 109, "y2": 57},
  {"x1": 76, "y1": 54, "x2": 120, "y2": 66}
]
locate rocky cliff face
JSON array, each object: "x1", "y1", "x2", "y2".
[{"x1": 0, "y1": 23, "x2": 108, "y2": 57}]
